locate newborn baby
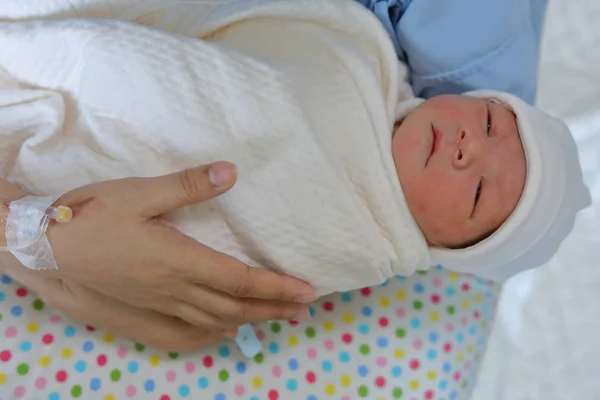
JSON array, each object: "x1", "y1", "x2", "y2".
[
  {"x1": 390, "y1": 91, "x2": 590, "y2": 281},
  {"x1": 393, "y1": 95, "x2": 526, "y2": 250},
  {"x1": 0, "y1": 0, "x2": 590, "y2": 295}
]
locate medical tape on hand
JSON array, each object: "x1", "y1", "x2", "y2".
[{"x1": 2, "y1": 196, "x2": 72, "y2": 271}]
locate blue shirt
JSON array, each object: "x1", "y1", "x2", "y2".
[{"x1": 355, "y1": 0, "x2": 548, "y2": 104}]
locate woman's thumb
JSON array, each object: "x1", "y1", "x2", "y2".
[{"x1": 139, "y1": 162, "x2": 237, "y2": 217}]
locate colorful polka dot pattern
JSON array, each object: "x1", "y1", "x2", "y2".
[{"x1": 0, "y1": 267, "x2": 500, "y2": 399}]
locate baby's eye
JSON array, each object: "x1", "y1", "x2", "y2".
[
  {"x1": 486, "y1": 105, "x2": 492, "y2": 135},
  {"x1": 474, "y1": 180, "x2": 482, "y2": 207}
]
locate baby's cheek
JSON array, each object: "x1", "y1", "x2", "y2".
[
  {"x1": 399, "y1": 133, "x2": 421, "y2": 152},
  {"x1": 394, "y1": 122, "x2": 421, "y2": 144},
  {"x1": 425, "y1": 205, "x2": 468, "y2": 244},
  {"x1": 412, "y1": 199, "x2": 427, "y2": 215},
  {"x1": 413, "y1": 199, "x2": 444, "y2": 237},
  {"x1": 431, "y1": 216, "x2": 456, "y2": 238},
  {"x1": 423, "y1": 218, "x2": 453, "y2": 246},
  {"x1": 446, "y1": 221, "x2": 469, "y2": 239},
  {"x1": 429, "y1": 225, "x2": 441, "y2": 238}
]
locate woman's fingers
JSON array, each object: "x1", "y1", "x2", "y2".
[
  {"x1": 2, "y1": 254, "x2": 226, "y2": 351},
  {"x1": 161, "y1": 234, "x2": 316, "y2": 303},
  {"x1": 149, "y1": 218, "x2": 317, "y2": 305},
  {"x1": 41, "y1": 279, "x2": 226, "y2": 351},
  {"x1": 151, "y1": 298, "x2": 229, "y2": 330},
  {"x1": 175, "y1": 285, "x2": 311, "y2": 328},
  {"x1": 203, "y1": 254, "x2": 316, "y2": 303},
  {"x1": 127, "y1": 161, "x2": 316, "y2": 304}
]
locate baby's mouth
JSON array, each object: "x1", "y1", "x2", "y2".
[{"x1": 426, "y1": 125, "x2": 439, "y2": 165}]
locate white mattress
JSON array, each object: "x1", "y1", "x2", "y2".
[{"x1": 472, "y1": 0, "x2": 600, "y2": 399}]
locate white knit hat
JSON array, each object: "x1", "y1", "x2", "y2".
[{"x1": 429, "y1": 90, "x2": 591, "y2": 281}]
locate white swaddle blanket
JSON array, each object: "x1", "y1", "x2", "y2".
[{"x1": 0, "y1": 0, "x2": 430, "y2": 295}]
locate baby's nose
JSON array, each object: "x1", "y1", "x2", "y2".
[{"x1": 452, "y1": 130, "x2": 480, "y2": 169}]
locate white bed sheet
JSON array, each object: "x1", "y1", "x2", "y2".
[{"x1": 472, "y1": 0, "x2": 600, "y2": 399}]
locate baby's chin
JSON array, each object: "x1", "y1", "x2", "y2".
[
  {"x1": 420, "y1": 224, "x2": 479, "y2": 250},
  {"x1": 425, "y1": 238, "x2": 438, "y2": 247},
  {"x1": 423, "y1": 236, "x2": 454, "y2": 249},
  {"x1": 424, "y1": 237, "x2": 467, "y2": 250}
]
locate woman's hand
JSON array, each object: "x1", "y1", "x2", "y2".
[
  {"x1": 2, "y1": 162, "x2": 315, "y2": 333},
  {"x1": 1, "y1": 256, "x2": 226, "y2": 351}
]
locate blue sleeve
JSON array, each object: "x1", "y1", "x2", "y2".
[{"x1": 355, "y1": 0, "x2": 549, "y2": 105}]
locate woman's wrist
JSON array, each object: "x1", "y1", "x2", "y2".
[{"x1": 0, "y1": 252, "x2": 34, "y2": 287}]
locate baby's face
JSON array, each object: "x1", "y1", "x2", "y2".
[{"x1": 392, "y1": 95, "x2": 526, "y2": 248}]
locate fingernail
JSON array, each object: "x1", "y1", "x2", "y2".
[
  {"x1": 289, "y1": 280, "x2": 317, "y2": 303},
  {"x1": 291, "y1": 307, "x2": 311, "y2": 321},
  {"x1": 223, "y1": 328, "x2": 238, "y2": 340},
  {"x1": 294, "y1": 291, "x2": 317, "y2": 304},
  {"x1": 209, "y1": 162, "x2": 237, "y2": 187}
]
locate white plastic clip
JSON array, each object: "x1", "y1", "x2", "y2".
[{"x1": 235, "y1": 324, "x2": 261, "y2": 358}]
